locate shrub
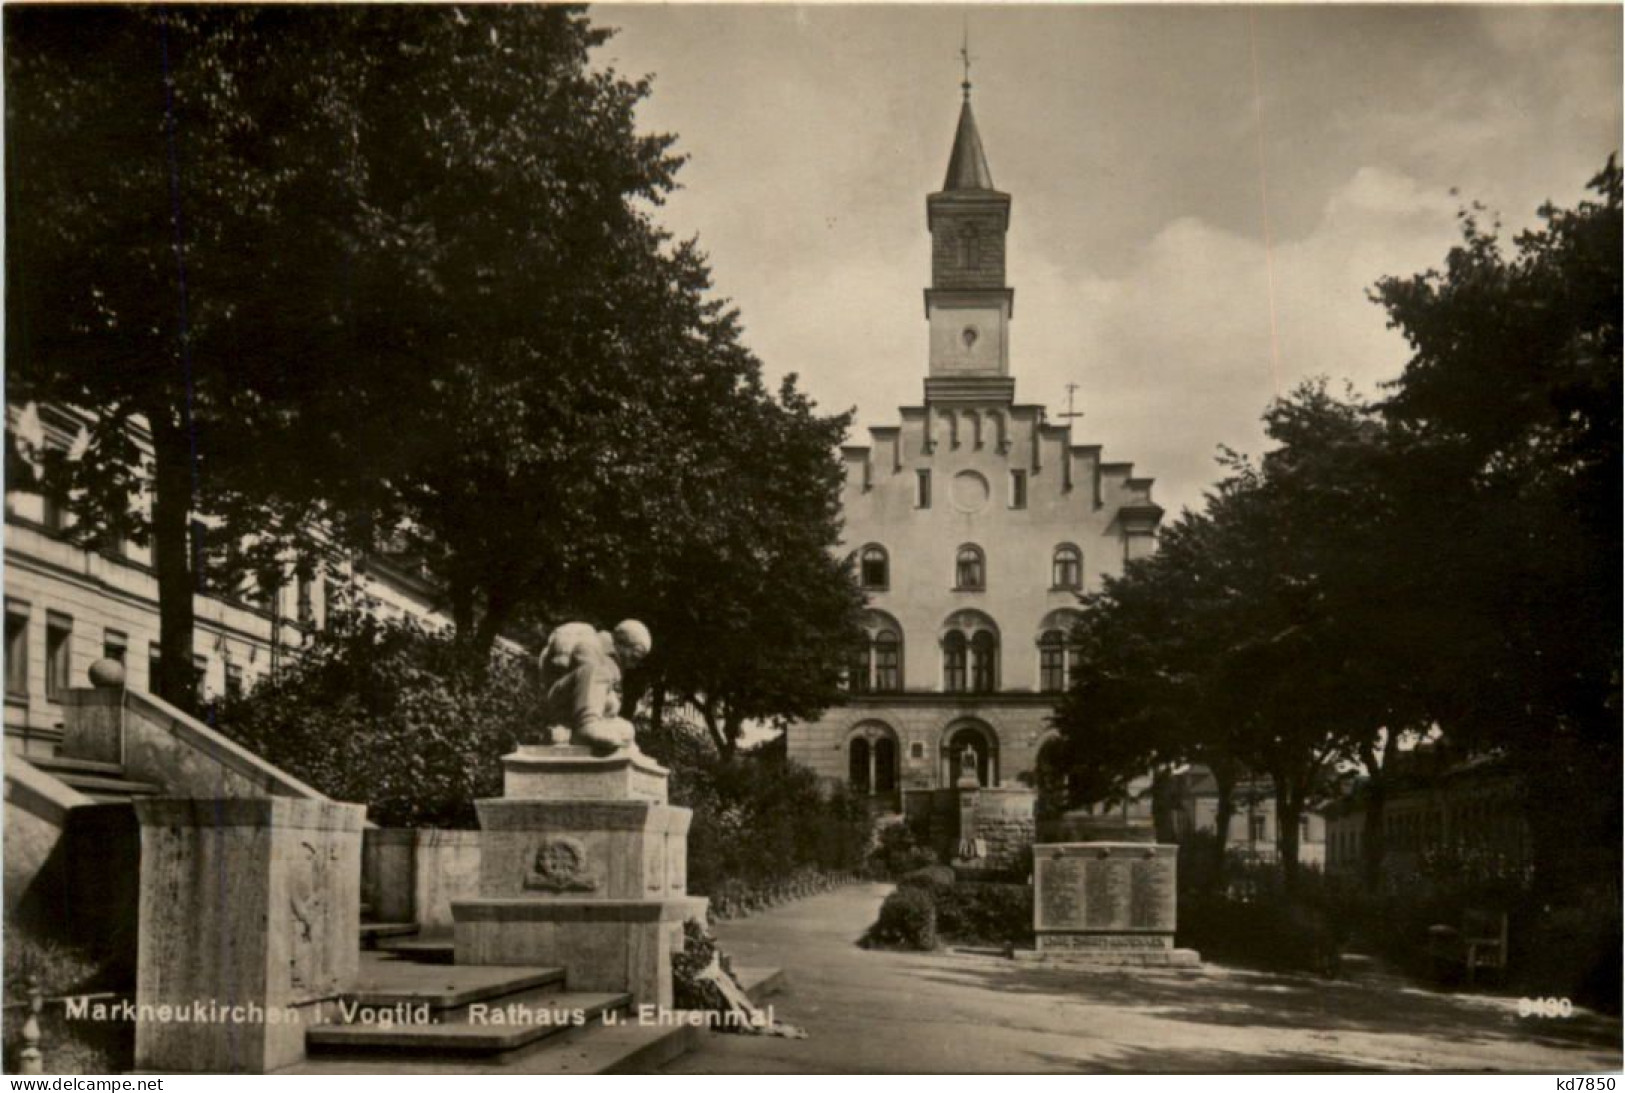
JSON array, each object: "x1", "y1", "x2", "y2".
[
  {"x1": 870, "y1": 818, "x2": 939, "y2": 878},
  {"x1": 931, "y1": 882, "x2": 1035, "y2": 947},
  {"x1": 214, "y1": 611, "x2": 533, "y2": 827},
  {"x1": 897, "y1": 864, "x2": 955, "y2": 893},
  {"x1": 3, "y1": 923, "x2": 130, "y2": 1074},
  {"x1": 1176, "y1": 857, "x2": 1348, "y2": 977},
  {"x1": 862, "y1": 886, "x2": 937, "y2": 950},
  {"x1": 665, "y1": 740, "x2": 872, "y2": 898}
]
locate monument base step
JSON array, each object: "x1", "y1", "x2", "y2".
[
  {"x1": 379, "y1": 938, "x2": 457, "y2": 964},
  {"x1": 281, "y1": 1009, "x2": 698, "y2": 1074},
  {"x1": 349, "y1": 952, "x2": 565, "y2": 1013},
  {"x1": 306, "y1": 989, "x2": 630, "y2": 1055},
  {"x1": 360, "y1": 922, "x2": 419, "y2": 948},
  {"x1": 1013, "y1": 947, "x2": 1201, "y2": 968}
]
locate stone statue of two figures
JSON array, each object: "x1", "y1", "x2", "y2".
[{"x1": 538, "y1": 620, "x2": 651, "y2": 755}]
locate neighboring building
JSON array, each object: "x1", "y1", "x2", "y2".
[
  {"x1": 1170, "y1": 767, "x2": 1327, "y2": 869},
  {"x1": 3, "y1": 402, "x2": 454, "y2": 759},
  {"x1": 1324, "y1": 750, "x2": 1529, "y2": 881},
  {"x1": 788, "y1": 81, "x2": 1165, "y2": 805}
]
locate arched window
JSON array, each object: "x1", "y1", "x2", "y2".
[
  {"x1": 847, "y1": 638, "x2": 872, "y2": 694},
  {"x1": 955, "y1": 544, "x2": 985, "y2": 590},
  {"x1": 859, "y1": 545, "x2": 888, "y2": 590},
  {"x1": 1037, "y1": 610, "x2": 1084, "y2": 692},
  {"x1": 970, "y1": 631, "x2": 997, "y2": 692},
  {"x1": 1052, "y1": 544, "x2": 1082, "y2": 590},
  {"x1": 942, "y1": 631, "x2": 968, "y2": 693},
  {"x1": 873, "y1": 629, "x2": 900, "y2": 692},
  {"x1": 849, "y1": 723, "x2": 899, "y2": 796},
  {"x1": 847, "y1": 611, "x2": 903, "y2": 694}
]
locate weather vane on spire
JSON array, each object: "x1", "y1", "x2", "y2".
[{"x1": 959, "y1": 19, "x2": 975, "y2": 99}]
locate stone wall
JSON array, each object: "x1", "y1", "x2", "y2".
[
  {"x1": 900, "y1": 785, "x2": 1035, "y2": 876},
  {"x1": 2, "y1": 760, "x2": 87, "y2": 924},
  {"x1": 972, "y1": 788, "x2": 1036, "y2": 875},
  {"x1": 362, "y1": 827, "x2": 483, "y2": 932},
  {"x1": 66, "y1": 687, "x2": 327, "y2": 801}
]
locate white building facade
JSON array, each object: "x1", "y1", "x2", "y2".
[{"x1": 788, "y1": 86, "x2": 1164, "y2": 804}]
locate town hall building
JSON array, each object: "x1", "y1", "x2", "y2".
[{"x1": 788, "y1": 80, "x2": 1165, "y2": 806}]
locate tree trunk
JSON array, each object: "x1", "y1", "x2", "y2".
[
  {"x1": 1275, "y1": 779, "x2": 1303, "y2": 894},
  {"x1": 1358, "y1": 733, "x2": 1397, "y2": 894},
  {"x1": 722, "y1": 709, "x2": 745, "y2": 763},
  {"x1": 449, "y1": 579, "x2": 475, "y2": 642},
  {"x1": 1150, "y1": 767, "x2": 1178, "y2": 843},
  {"x1": 471, "y1": 581, "x2": 515, "y2": 659},
  {"x1": 699, "y1": 696, "x2": 730, "y2": 759},
  {"x1": 1209, "y1": 758, "x2": 1238, "y2": 892},
  {"x1": 148, "y1": 416, "x2": 198, "y2": 714}
]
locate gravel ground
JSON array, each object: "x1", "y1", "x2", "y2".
[{"x1": 665, "y1": 883, "x2": 1621, "y2": 1074}]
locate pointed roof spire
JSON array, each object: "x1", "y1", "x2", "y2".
[{"x1": 943, "y1": 27, "x2": 994, "y2": 191}]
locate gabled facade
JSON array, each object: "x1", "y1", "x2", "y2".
[{"x1": 789, "y1": 82, "x2": 1164, "y2": 802}]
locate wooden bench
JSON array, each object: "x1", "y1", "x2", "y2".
[{"x1": 1427, "y1": 909, "x2": 1508, "y2": 986}]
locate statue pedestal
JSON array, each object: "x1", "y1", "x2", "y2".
[
  {"x1": 452, "y1": 745, "x2": 706, "y2": 1009},
  {"x1": 1028, "y1": 842, "x2": 1199, "y2": 968}
]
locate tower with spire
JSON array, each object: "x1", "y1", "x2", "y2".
[
  {"x1": 924, "y1": 63, "x2": 1014, "y2": 403},
  {"x1": 788, "y1": 60, "x2": 1165, "y2": 826}
]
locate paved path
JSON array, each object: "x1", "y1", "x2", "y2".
[{"x1": 666, "y1": 883, "x2": 1621, "y2": 1074}]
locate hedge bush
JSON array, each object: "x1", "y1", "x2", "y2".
[
  {"x1": 896, "y1": 865, "x2": 955, "y2": 893},
  {"x1": 870, "y1": 818, "x2": 939, "y2": 878},
  {"x1": 862, "y1": 886, "x2": 937, "y2": 951},
  {"x1": 933, "y1": 882, "x2": 1034, "y2": 947},
  {"x1": 647, "y1": 727, "x2": 872, "y2": 900},
  {"x1": 1176, "y1": 856, "x2": 1348, "y2": 977},
  {"x1": 214, "y1": 612, "x2": 531, "y2": 827}
]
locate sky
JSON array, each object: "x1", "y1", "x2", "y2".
[{"x1": 595, "y1": 4, "x2": 1620, "y2": 519}]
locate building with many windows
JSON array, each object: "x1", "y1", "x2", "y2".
[
  {"x1": 3, "y1": 403, "x2": 451, "y2": 759},
  {"x1": 788, "y1": 82, "x2": 1165, "y2": 804}
]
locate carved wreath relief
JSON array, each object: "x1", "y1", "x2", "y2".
[{"x1": 522, "y1": 836, "x2": 599, "y2": 893}]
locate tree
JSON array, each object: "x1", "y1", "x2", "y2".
[
  {"x1": 1372, "y1": 160, "x2": 1622, "y2": 895},
  {"x1": 1056, "y1": 382, "x2": 1415, "y2": 889},
  {"x1": 6, "y1": 7, "x2": 380, "y2": 708},
  {"x1": 628, "y1": 371, "x2": 866, "y2": 760}
]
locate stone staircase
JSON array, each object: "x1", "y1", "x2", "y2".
[
  {"x1": 307, "y1": 950, "x2": 630, "y2": 1057},
  {"x1": 288, "y1": 943, "x2": 787, "y2": 1074}
]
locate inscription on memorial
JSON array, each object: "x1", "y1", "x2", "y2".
[
  {"x1": 1038, "y1": 856, "x2": 1086, "y2": 929},
  {"x1": 1036, "y1": 843, "x2": 1179, "y2": 935},
  {"x1": 1130, "y1": 850, "x2": 1177, "y2": 931}
]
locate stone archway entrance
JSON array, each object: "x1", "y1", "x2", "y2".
[{"x1": 941, "y1": 720, "x2": 998, "y2": 788}]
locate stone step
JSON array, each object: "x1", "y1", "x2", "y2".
[
  {"x1": 33, "y1": 755, "x2": 124, "y2": 777},
  {"x1": 50, "y1": 770, "x2": 163, "y2": 798},
  {"x1": 305, "y1": 990, "x2": 630, "y2": 1056},
  {"x1": 358, "y1": 922, "x2": 419, "y2": 948},
  {"x1": 378, "y1": 938, "x2": 457, "y2": 964},
  {"x1": 348, "y1": 956, "x2": 565, "y2": 1015}
]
